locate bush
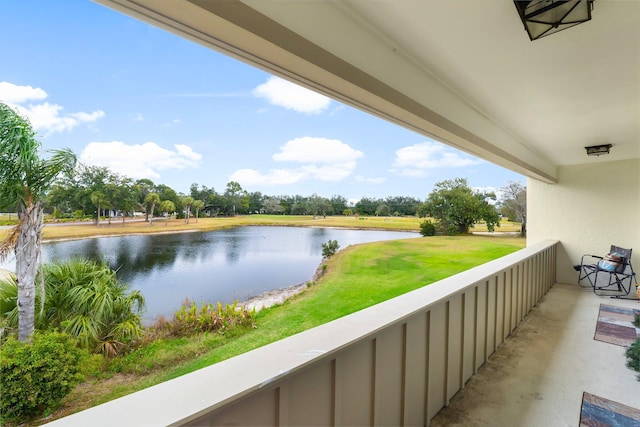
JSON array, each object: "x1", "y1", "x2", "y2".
[
  {"x1": 0, "y1": 258, "x2": 146, "y2": 357},
  {"x1": 626, "y1": 337, "x2": 640, "y2": 380},
  {"x1": 321, "y1": 239, "x2": 340, "y2": 258},
  {"x1": 170, "y1": 300, "x2": 256, "y2": 336},
  {"x1": 419, "y1": 219, "x2": 436, "y2": 236},
  {"x1": 0, "y1": 331, "x2": 89, "y2": 424}
]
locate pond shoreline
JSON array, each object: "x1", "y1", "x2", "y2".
[{"x1": 239, "y1": 261, "x2": 326, "y2": 311}]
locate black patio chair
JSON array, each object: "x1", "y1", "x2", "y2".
[{"x1": 576, "y1": 245, "x2": 637, "y2": 297}]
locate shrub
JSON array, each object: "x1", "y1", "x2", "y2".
[
  {"x1": 0, "y1": 330, "x2": 89, "y2": 424},
  {"x1": 626, "y1": 337, "x2": 640, "y2": 380},
  {"x1": 321, "y1": 239, "x2": 340, "y2": 258},
  {"x1": 419, "y1": 219, "x2": 436, "y2": 236},
  {"x1": 0, "y1": 258, "x2": 145, "y2": 356},
  {"x1": 171, "y1": 300, "x2": 256, "y2": 336}
]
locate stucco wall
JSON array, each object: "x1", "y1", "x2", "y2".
[{"x1": 527, "y1": 158, "x2": 639, "y2": 285}]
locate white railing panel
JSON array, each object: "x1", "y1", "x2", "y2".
[
  {"x1": 404, "y1": 313, "x2": 428, "y2": 426},
  {"x1": 462, "y1": 289, "x2": 476, "y2": 383},
  {"x1": 474, "y1": 282, "x2": 488, "y2": 373},
  {"x1": 447, "y1": 294, "x2": 463, "y2": 402},
  {"x1": 426, "y1": 302, "x2": 448, "y2": 420},
  {"x1": 46, "y1": 240, "x2": 558, "y2": 427},
  {"x1": 335, "y1": 340, "x2": 374, "y2": 425}
]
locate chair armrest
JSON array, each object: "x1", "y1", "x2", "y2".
[{"x1": 581, "y1": 254, "x2": 603, "y2": 264}]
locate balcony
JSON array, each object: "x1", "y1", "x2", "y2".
[
  {"x1": 51, "y1": 239, "x2": 637, "y2": 426},
  {"x1": 431, "y1": 277, "x2": 640, "y2": 426},
  {"x1": 47, "y1": 3, "x2": 639, "y2": 423}
]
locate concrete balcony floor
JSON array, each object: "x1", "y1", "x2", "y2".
[{"x1": 430, "y1": 282, "x2": 640, "y2": 427}]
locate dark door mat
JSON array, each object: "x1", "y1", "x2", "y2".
[
  {"x1": 580, "y1": 392, "x2": 640, "y2": 426},
  {"x1": 595, "y1": 304, "x2": 639, "y2": 347}
]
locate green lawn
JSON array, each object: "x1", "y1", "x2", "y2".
[{"x1": 55, "y1": 234, "x2": 525, "y2": 420}]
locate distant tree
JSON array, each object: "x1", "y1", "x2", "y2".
[
  {"x1": 206, "y1": 192, "x2": 227, "y2": 217},
  {"x1": 189, "y1": 183, "x2": 214, "y2": 203},
  {"x1": 247, "y1": 191, "x2": 263, "y2": 213},
  {"x1": 355, "y1": 197, "x2": 381, "y2": 215},
  {"x1": 375, "y1": 203, "x2": 391, "y2": 216},
  {"x1": 192, "y1": 200, "x2": 205, "y2": 222},
  {"x1": 134, "y1": 179, "x2": 155, "y2": 221},
  {"x1": 144, "y1": 193, "x2": 160, "y2": 226},
  {"x1": 159, "y1": 200, "x2": 175, "y2": 226},
  {"x1": 263, "y1": 197, "x2": 284, "y2": 214},
  {"x1": 385, "y1": 196, "x2": 421, "y2": 216},
  {"x1": 224, "y1": 181, "x2": 244, "y2": 215},
  {"x1": 330, "y1": 195, "x2": 349, "y2": 215},
  {"x1": 45, "y1": 181, "x2": 76, "y2": 217},
  {"x1": 499, "y1": 181, "x2": 527, "y2": 236},
  {"x1": 90, "y1": 191, "x2": 108, "y2": 226},
  {"x1": 0, "y1": 102, "x2": 77, "y2": 342},
  {"x1": 308, "y1": 194, "x2": 331, "y2": 218},
  {"x1": 156, "y1": 184, "x2": 179, "y2": 208},
  {"x1": 182, "y1": 196, "x2": 194, "y2": 224},
  {"x1": 112, "y1": 177, "x2": 135, "y2": 227},
  {"x1": 421, "y1": 178, "x2": 500, "y2": 235}
]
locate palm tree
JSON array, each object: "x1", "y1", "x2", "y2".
[
  {"x1": 192, "y1": 199, "x2": 205, "y2": 223},
  {"x1": 0, "y1": 102, "x2": 76, "y2": 342},
  {"x1": 90, "y1": 190, "x2": 107, "y2": 226},
  {"x1": 182, "y1": 196, "x2": 194, "y2": 224},
  {"x1": 0, "y1": 258, "x2": 145, "y2": 356},
  {"x1": 144, "y1": 192, "x2": 160, "y2": 226},
  {"x1": 159, "y1": 200, "x2": 176, "y2": 226}
]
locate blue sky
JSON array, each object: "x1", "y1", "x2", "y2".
[{"x1": 0, "y1": 1, "x2": 523, "y2": 202}]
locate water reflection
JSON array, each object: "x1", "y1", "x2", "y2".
[{"x1": 1, "y1": 226, "x2": 417, "y2": 321}]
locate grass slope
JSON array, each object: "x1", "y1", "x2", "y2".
[{"x1": 53, "y1": 234, "x2": 524, "y2": 420}]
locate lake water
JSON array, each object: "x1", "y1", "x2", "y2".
[{"x1": 0, "y1": 226, "x2": 417, "y2": 321}]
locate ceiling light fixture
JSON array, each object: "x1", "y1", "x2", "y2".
[
  {"x1": 514, "y1": 0, "x2": 595, "y2": 41},
  {"x1": 585, "y1": 144, "x2": 612, "y2": 156}
]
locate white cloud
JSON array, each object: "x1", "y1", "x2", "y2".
[
  {"x1": 299, "y1": 162, "x2": 358, "y2": 181},
  {"x1": 229, "y1": 168, "x2": 307, "y2": 186},
  {"x1": 80, "y1": 141, "x2": 202, "y2": 179},
  {"x1": 0, "y1": 81, "x2": 47, "y2": 103},
  {"x1": 391, "y1": 141, "x2": 481, "y2": 177},
  {"x1": 175, "y1": 144, "x2": 202, "y2": 161},
  {"x1": 252, "y1": 76, "x2": 331, "y2": 114},
  {"x1": 131, "y1": 113, "x2": 144, "y2": 122},
  {"x1": 0, "y1": 81, "x2": 105, "y2": 134},
  {"x1": 230, "y1": 136, "x2": 363, "y2": 186},
  {"x1": 273, "y1": 136, "x2": 363, "y2": 163},
  {"x1": 355, "y1": 175, "x2": 387, "y2": 184}
]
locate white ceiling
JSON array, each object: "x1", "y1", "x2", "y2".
[
  {"x1": 97, "y1": 0, "x2": 640, "y2": 183},
  {"x1": 347, "y1": 1, "x2": 640, "y2": 161}
]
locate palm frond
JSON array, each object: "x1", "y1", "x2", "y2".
[{"x1": 0, "y1": 223, "x2": 19, "y2": 261}]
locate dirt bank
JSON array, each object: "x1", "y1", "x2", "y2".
[{"x1": 238, "y1": 261, "x2": 327, "y2": 311}]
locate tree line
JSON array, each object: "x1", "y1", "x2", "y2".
[
  {"x1": 43, "y1": 165, "x2": 428, "y2": 221},
  {"x1": 43, "y1": 164, "x2": 526, "y2": 233}
]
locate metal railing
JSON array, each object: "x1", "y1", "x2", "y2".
[{"x1": 47, "y1": 240, "x2": 558, "y2": 427}]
